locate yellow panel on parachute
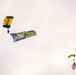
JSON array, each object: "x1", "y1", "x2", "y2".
[
  {"x1": 3, "y1": 16, "x2": 14, "y2": 28},
  {"x1": 68, "y1": 54, "x2": 75, "y2": 58},
  {"x1": 3, "y1": 16, "x2": 14, "y2": 33}
]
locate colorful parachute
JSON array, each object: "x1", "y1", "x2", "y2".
[
  {"x1": 68, "y1": 54, "x2": 75, "y2": 58},
  {"x1": 3, "y1": 16, "x2": 14, "y2": 33},
  {"x1": 68, "y1": 54, "x2": 76, "y2": 62},
  {"x1": 68, "y1": 54, "x2": 76, "y2": 70},
  {"x1": 10, "y1": 30, "x2": 36, "y2": 42}
]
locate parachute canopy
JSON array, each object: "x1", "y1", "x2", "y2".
[
  {"x1": 3, "y1": 16, "x2": 14, "y2": 33},
  {"x1": 68, "y1": 54, "x2": 75, "y2": 58}
]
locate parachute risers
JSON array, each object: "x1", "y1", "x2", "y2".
[{"x1": 3, "y1": 16, "x2": 14, "y2": 33}]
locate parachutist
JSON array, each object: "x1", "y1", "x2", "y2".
[{"x1": 7, "y1": 30, "x2": 10, "y2": 34}]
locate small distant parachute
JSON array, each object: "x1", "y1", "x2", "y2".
[
  {"x1": 10, "y1": 30, "x2": 36, "y2": 42},
  {"x1": 3, "y1": 16, "x2": 14, "y2": 33},
  {"x1": 68, "y1": 54, "x2": 76, "y2": 70},
  {"x1": 68, "y1": 54, "x2": 76, "y2": 62},
  {"x1": 68, "y1": 54, "x2": 75, "y2": 58}
]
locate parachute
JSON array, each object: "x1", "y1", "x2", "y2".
[
  {"x1": 68, "y1": 54, "x2": 75, "y2": 58},
  {"x1": 68, "y1": 54, "x2": 76, "y2": 62},
  {"x1": 3, "y1": 16, "x2": 14, "y2": 33},
  {"x1": 68, "y1": 54, "x2": 76, "y2": 70}
]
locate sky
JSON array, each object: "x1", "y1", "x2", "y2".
[{"x1": 0, "y1": 0, "x2": 76, "y2": 75}]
